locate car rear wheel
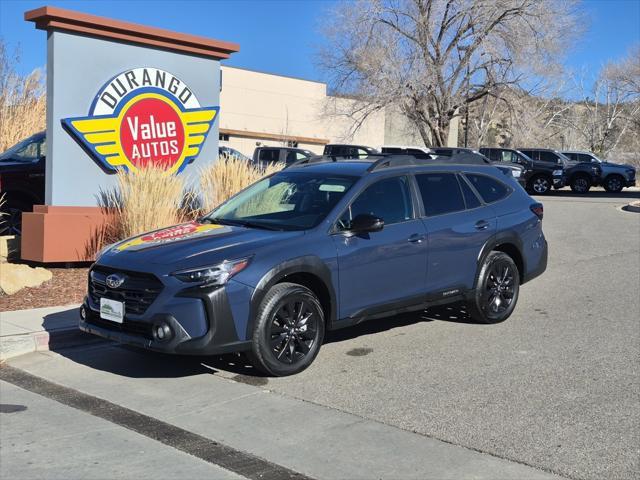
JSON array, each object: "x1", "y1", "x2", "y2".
[
  {"x1": 468, "y1": 251, "x2": 520, "y2": 324},
  {"x1": 247, "y1": 282, "x2": 325, "y2": 376},
  {"x1": 603, "y1": 175, "x2": 624, "y2": 193},
  {"x1": 570, "y1": 175, "x2": 591, "y2": 193},
  {"x1": 528, "y1": 175, "x2": 551, "y2": 194}
]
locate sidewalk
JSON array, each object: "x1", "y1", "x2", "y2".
[{"x1": 0, "y1": 305, "x2": 97, "y2": 361}]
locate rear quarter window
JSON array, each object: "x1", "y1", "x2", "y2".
[{"x1": 465, "y1": 173, "x2": 510, "y2": 203}]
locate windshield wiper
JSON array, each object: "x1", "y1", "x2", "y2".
[{"x1": 203, "y1": 217, "x2": 282, "y2": 231}]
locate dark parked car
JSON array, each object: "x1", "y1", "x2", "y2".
[
  {"x1": 518, "y1": 148, "x2": 602, "y2": 194},
  {"x1": 480, "y1": 147, "x2": 565, "y2": 194},
  {"x1": 562, "y1": 150, "x2": 636, "y2": 192},
  {"x1": 81, "y1": 154, "x2": 548, "y2": 376},
  {"x1": 323, "y1": 144, "x2": 380, "y2": 158},
  {"x1": 0, "y1": 131, "x2": 46, "y2": 235},
  {"x1": 219, "y1": 146, "x2": 251, "y2": 162},
  {"x1": 253, "y1": 147, "x2": 315, "y2": 166}
]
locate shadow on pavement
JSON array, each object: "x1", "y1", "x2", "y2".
[{"x1": 54, "y1": 302, "x2": 480, "y2": 379}]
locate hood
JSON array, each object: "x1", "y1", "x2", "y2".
[
  {"x1": 601, "y1": 161, "x2": 635, "y2": 170},
  {"x1": 99, "y1": 221, "x2": 303, "y2": 270}
]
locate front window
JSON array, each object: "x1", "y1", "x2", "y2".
[
  {"x1": 0, "y1": 136, "x2": 44, "y2": 163},
  {"x1": 205, "y1": 172, "x2": 356, "y2": 231},
  {"x1": 337, "y1": 176, "x2": 413, "y2": 229}
]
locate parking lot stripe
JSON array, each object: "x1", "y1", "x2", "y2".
[{"x1": 0, "y1": 365, "x2": 314, "y2": 480}]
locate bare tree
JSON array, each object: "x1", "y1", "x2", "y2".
[
  {"x1": 565, "y1": 46, "x2": 640, "y2": 156},
  {"x1": 320, "y1": 0, "x2": 581, "y2": 147}
]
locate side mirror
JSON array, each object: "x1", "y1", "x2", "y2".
[{"x1": 350, "y1": 214, "x2": 384, "y2": 234}]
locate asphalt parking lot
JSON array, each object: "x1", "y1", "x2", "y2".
[{"x1": 2, "y1": 188, "x2": 639, "y2": 480}]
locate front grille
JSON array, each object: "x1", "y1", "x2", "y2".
[{"x1": 89, "y1": 266, "x2": 163, "y2": 316}]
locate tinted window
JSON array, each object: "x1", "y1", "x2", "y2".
[
  {"x1": 520, "y1": 150, "x2": 537, "y2": 161},
  {"x1": 465, "y1": 174, "x2": 509, "y2": 203},
  {"x1": 578, "y1": 153, "x2": 595, "y2": 163},
  {"x1": 416, "y1": 173, "x2": 465, "y2": 216},
  {"x1": 458, "y1": 176, "x2": 482, "y2": 209},
  {"x1": 564, "y1": 152, "x2": 578, "y2": 161},
  {"x1": 339, "y1": 176, "x2": 412, "y2": 228},
  {"x1": 539, "y1": 151, "x2": 560, "y2": 164},
  {"x1": 259, "y1": 149, "x2": 280, "y2": 163}
]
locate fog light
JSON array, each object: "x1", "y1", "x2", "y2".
[
  {"x1": 153, "y1": 323, "x2": 172, "y2": 342},
  {"x1": 80, "y1": 305, "x2": 87, "y2": 320}
]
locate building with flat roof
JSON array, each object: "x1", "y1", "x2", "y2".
[{"x1": 219, "y1": 66, "x2": 457, "y2": 157}]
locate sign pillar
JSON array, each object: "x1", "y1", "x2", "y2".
[{"x1": 21, "y1": 6, "x2": 239, "y2": 262}]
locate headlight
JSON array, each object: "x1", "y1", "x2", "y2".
[
  {"x1": 591, "y1": 166, "x2": 601, "y2": 174},
  {"x1": 511, "y1": 170, "x2": 521, "y2": 178},
  {"x1": 172, "y1": 257, "x2": 252, "y2": 286},
  {"x1": 553, "y1": 169, "x2": 563, "y2": 176}
]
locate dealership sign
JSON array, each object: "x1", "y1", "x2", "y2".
[{"x1": 62, "y1": 68, "x2": 219, "y2": 174}]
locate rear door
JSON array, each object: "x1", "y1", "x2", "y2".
[
  {"x1": 417, "y1": 172, "x2": 497, "y2": 294},
  {"x1": 333, "y1": 175, "x2": 428, "y2": 318}
]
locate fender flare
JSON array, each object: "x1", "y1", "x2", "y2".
[
  {"x1": 475, "y1": 231, "x2": 526, "y2": 287},
  {"x1": 246, "y1": 255, "x2": 337, "y2": 340}
]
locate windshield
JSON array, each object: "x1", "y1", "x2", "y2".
[
  {"x1": 203, "y1": 171, "x2": 357, "y2": 231},
  {"x1": 0, "y1": 133, "x2": 45, "y2": 162}
]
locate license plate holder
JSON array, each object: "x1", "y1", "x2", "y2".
[{"x1": 100, "y1": 298, "x2": 124, "y2": 323}]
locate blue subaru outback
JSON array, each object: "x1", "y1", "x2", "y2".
[{"x1": 80, "y1": 155, "x2": 548, "y2": 376}]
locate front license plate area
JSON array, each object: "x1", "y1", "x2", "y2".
[{"x1": 100, "y1": 298, "x2": 124, "y2": 323}]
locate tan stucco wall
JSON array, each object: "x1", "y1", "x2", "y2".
[{"x1": 219, "y1": 66, "x2": 457, "y2": 157}]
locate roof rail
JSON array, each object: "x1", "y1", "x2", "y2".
[
  {"x1": 367, "y1": 152, "x2": 490, "y2": 172},
  {"x1": 287, "y1": 154, "x2": 386, "y2": 169}
]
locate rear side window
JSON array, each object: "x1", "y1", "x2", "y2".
[
  {"x1": 539, "y1": 151, "x2": 561, "y2": 164},
  {"x1": 416, "y1": 173, "x2": 465, "y2": 216},
  {"x1": 458, "y1": 176, "x2": 482, "y2": 209},
  {"x1": 259, "y1": 149, "x2": 280, "y2": 163},
  {"x1": 465, "y1": 173, "x2": 510, "y2": 203}
]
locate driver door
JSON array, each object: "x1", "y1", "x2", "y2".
[{"x1": 332, "y1": 176, "x2": 428, "y2": 319}]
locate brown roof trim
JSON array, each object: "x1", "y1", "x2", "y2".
[
  {"x1": 24, "y1": 6, "x2": 239, "y2": 60},
  {"x1": 220, "y1": 128, "x2": 329, "y2": 146}
]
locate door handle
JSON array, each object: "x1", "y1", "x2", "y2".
[
  {"x1": 475, "y1": 220, "x2": 490, "y2": 230},
  {"x1": 408, "y1": 234, "x2": 426, "y2": 244}
]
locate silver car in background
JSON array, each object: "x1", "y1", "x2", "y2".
[{"x1": 562, "y1": 151, "x2": 636, "y2": 192}]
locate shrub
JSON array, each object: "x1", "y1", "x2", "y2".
[
  {"x1": 0, "y1": 41, "x2": 46, "y2": 152},
  {"x1": 100, "y1": 166, "x2": 188, "y2": 241}
]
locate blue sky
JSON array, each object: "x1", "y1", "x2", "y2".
[{"x1": 0, "y1": 0, "x2": 638, "y2": 82}]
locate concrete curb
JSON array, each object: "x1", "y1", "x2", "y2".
[
  {"x1": 0, "y1": 305, "x2": 104, "y2": 362},
  {"x1": 0, "y1": 327, "x2": 102, "y2": 363},
  {"x1": 623, "y1": 201, "x2": 640, "y2": 213}
]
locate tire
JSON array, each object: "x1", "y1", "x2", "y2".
[
  {"x1": 527, "y1": 174, "x2": 552, "y2": 195},
  {"x1": 247, "y1": 282, "x2": 325, "y2": 376},
  {"x1": 570, "y1": 174, "x2": 591, "y2": 193},
  {"x1": 603, "y1": 174, "x2": 624, "y2": 193},
  {"x1": 467, "y1": 251, "x2": 520, "y2": 324}
]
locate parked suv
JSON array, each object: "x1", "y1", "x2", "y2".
[
  {"x1": 562, "y1": 150, "x2": 636, "y2": 192},
  {"x1": 81, "y1": 154, "x2": 548, "y2": 376},
  {"x1": 252, "y1": 147, "x2": 315, "y2": 166},
  {"x1": 323, "y1": 144, "x2": 380, "y2": 158},
  {"x1": 480, "y1": 147, "x2": 564, "y2": 194},
  {"x1": 519, "y1": 148, "x2": 602, "y2": 194},
  {"x1": 0, "y1": 131, "x2": 46, "y2": 235}
]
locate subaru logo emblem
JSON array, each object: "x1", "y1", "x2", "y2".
[{"x1": 106, "y1": 273, "x2": 126, "y2": 289}]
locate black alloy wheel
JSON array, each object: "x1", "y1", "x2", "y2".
[
  {"x1": 269, "y1": 298, "x2": 318, "y2": 365},
  {"x1": 468, "y1": 251, "x2": 520, "y2": 324},
  {"x1": 248, "y1": 282, "x2": 325, "y2": 376},
  {"x1": 570, "y1": 175, "x2": 591, "y2": 193},
  {"x1": 604, "y1": 175, "x2": 624, "y2": 193}
]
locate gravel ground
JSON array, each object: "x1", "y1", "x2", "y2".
[{"x1": 0, "y1": 265, "x2": 89, "y2": 311}]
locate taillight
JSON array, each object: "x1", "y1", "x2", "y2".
[{"x1": 530, "y1": 202, "x2": 544, "y2": 220}]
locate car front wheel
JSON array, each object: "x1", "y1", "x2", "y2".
[
  {"x1": 468, "y1": 251, "x2": 520, "y2": 324},
  {"x1": 247, "y1": 282, "x2": 325, "y2": 376}
]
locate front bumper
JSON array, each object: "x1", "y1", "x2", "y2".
[
  {"x1": 625, "y1": 177, "x2": 636, "y2": 187},
  {"x1": 552, "y1": 175, "x2": 565, "y2": 189},
  {"x1": 80, "y1": 284, "x2": 251, "y2": 355}
]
